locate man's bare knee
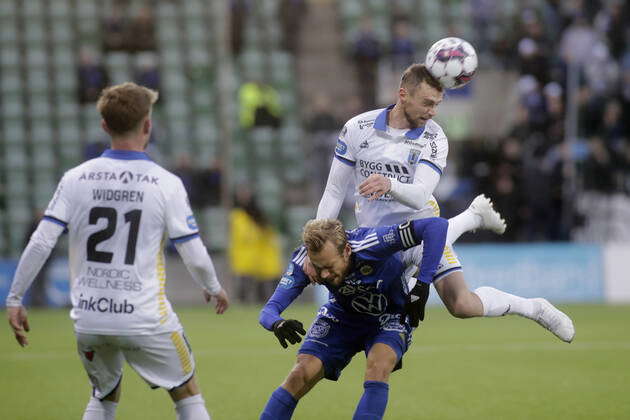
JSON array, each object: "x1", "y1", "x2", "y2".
[
  {"x1": 281, "y1": 355, "x2": 323, "y2": 400},
  {"x1": 169, "y1": 375, "x2": 200, "y2": 402}
]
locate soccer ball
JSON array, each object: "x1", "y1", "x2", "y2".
[{"x1": 424, "y1": 37, "x2": 478, "y2": 89}]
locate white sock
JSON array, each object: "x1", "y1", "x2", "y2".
[
  {"x1": 447, "y1": 210, "x2": 481, "y2": 245},
  {"x1": 474, "y1": 286, "x2": 536, "y2": 317},
  {"x1": 175, "y1": 394, "x2": 211, "y2": 420},
  {"x1": 82, "y1": 397, "x2": 118, "y2": 420}
]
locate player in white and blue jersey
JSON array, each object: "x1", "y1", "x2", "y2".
[
  {"x1": 6, "y1": 83, "x2": 227, "y2": 420},
  {"x1": 259, "y1": 217, "x2": 448, "y2": 420},
  {"x1": 315, "y1": 63, "x2": 575, "y2": 341}
]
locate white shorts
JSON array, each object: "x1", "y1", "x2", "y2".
[
  {"x1": 76, "y1": 329, "x2": 195, "y2": 399},
  {"x1": 413, "y1": 196, "x2": 463, "y2": 282}
]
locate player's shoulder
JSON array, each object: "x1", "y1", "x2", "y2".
[
  {"x1": 347, "y1": 227, "x2": 379, "y2": 251},
  {"x1": 343, "y1": 108, "x2": 382, "y2": 135},
  {"x1": 290, "y1": 245, "x2": 308, "y2": 267},
  {"x1": 423, "y1": 119, "x2": 448, "y2": 143}
]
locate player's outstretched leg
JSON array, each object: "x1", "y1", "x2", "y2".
[
  {"x1": 446, "y1": 194, "x2": 506, "y2": 245},
  {"x1": 475, "y1": 287, "x2": 575, "y2": 343}
]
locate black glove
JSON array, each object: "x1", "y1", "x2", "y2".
[
  {"x1": 272, "y1": 319, "x2": 306, "y2": 348},
  {"x1": 405, "y1": 280, "x2": 430, "y2": 328}
]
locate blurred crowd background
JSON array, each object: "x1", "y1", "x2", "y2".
[{"x1": 0, "y1": 0, "x2": 629, "y2": 266}]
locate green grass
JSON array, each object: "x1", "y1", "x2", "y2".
[{"x1": 2, "y1": 304, "x2": 630, "y2": 419}]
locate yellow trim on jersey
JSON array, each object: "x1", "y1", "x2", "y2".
[
  {"x1": 157, "y1": 237, "x2": 168, "y2": 324},
  {"x1": 428, "y1": 199, "x2": 440, "y2": 217},
  {"x1": 443, "y1": 245, "x2": 458, "y2": 264},
  {"x1": 171, "y1": 331, "x2": 193, "y2": 375}
]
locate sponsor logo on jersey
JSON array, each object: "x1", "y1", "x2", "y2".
[
  {"x1": 186, "y1": 215, "x2": 198, "y2": 230},
  {"x1": 379, "y1": 313, "x2": 406, "y2": 332},
  {"x1": 119, "y1": 171, "x2": 133, "y2": 184},
  {"x1": 351, "y1": 293, "x2": 387, "y2": 316},
  {"x1": 308, "y1": 319, "x2": 330, "y2": 338},
  {"x1": 430, "y1": 141, "x2": 438, "y2": 159},
  {"x1": 358, "y1": 119, "x2": 375, "y2": 130},
  {"x1": 317, "y1": 306, "x2": 339, "y2": 322},
  {"x1": 335, "y1": 138, "x2": 348, "y2": 155},
  {"x1": 358, "y1": 160, "x2": 412, "y2": 184},
  {"x1": 77, "y1": 294, "x2": 135, "y2": 314},
  {"x1": 359, "y1": 140, "x2": 369, "y2": 149},
  {"x1": 403, "y1": 139, "x2": 426, "y2": 149},
  {"x1": 407, "y1": 149, "x2": 421, "y2": 165},
  {"x1": 423, "y1": 131, "x2": 438, "y2": 140},
  {"x1": 78, "y1": 267, "x2": 142, "y2": 292},
  {"x1": 78, "y1": 171, "x2": 159, "y2": 185},
  {"x1": 279, "y1": 275, "x2": 294, "y2": 288}
]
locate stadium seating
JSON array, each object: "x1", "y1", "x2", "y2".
[{"x1": 0, "y1": 0, "x2": 306, "y2": 256}]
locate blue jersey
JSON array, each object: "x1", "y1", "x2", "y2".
[{"x1": 260, "y1": 217, "x2": 447, "y2": 331}]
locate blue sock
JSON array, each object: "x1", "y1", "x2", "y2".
[
  {"x1": 260, "y1": 387, "x2": 298, "y2": 420},
  {"x1": 352, "y1": 381, "x2": 389, "y2": 420}
]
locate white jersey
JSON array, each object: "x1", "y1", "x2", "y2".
[
  {"x1": 44, "y1": 149, "x2": 200, "y2": 335},
  {"x1": 334, "y1": 105, "x2": 448, "y2": 227}
]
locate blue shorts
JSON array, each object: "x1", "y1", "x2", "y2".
[{"x1": 298, "y1": 309, "x2": 412, "y2": 381}]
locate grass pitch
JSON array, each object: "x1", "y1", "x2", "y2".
[{"x1": 2, "y1": 303, "x2": 629, "y2": 419}]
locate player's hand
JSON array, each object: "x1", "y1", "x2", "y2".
[
  {"x1": 204, "y1": 288, "x2": 229, "y2": 314},
  {"x1": 405, "y1": 280, "x2": 430, "y2": 328},
  {"x1": 7, "y1": 306, "x2": 30, "y2": 347},
  {"x1": 303, "y1": 256, "x2": 323, "y2": 285},
  {"x1": 272, "y1": 319, "x2": 306, "y2": 348},
  {"x1": 359, "y1": 174, "x2": 391, "y2": 200}
]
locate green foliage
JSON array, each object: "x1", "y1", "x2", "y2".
[{"x1": 2, "y1": 304, "x2": 629, "y2": 419}]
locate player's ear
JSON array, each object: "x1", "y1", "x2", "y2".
[
  {"x1": 143, "y1": 117, "x2": 151, "y2": 135},
  {"x1": 101, "y1": 119, "x2": 111, "y2": 135},
  {"x1": 343, "y1": 243, "x2": 352, "y2": 259}
]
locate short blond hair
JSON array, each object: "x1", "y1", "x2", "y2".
[
  {"x1": 302, "y1": 219, "x2": 347, "y2": 254},
  {"x1": 96, "y1": 82, "x2": 158, "y2": 136}
]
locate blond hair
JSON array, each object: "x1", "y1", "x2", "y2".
[
  {"x1": 302, "y1": 219, "x2": 347, "y2": 255},
  {"x1": 400, "y1": 63, "x2": 443, "y2": 93},
  {"x1": 96, "y1": 82, "x2": 158, "y2": 136}
]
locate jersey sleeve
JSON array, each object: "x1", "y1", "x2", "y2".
[
  {"x1": 333, "y1": 122, "x2": 358, "y2": 167},
  {"x1": 418, "y1": 132, "x2": 448, "y2": 176},
  {"x1": 43, "y1": 172, "x2": 74, "y2": 229},
  {"x1": 165, "y1": 177, "x2": 200, "y2": 244},
  {"x1": 259, "y1": 247, "x2": 310, "y2": 331}
]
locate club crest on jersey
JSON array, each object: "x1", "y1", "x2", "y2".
[
  {"x1": 359, "y1": 264, "x2": 373, "y2": 276},
  {"x1": 407, "y1": 149, "x2": 421, "y2": 165},
  {"x1": 360, "y1": 140, "x2": 369, "y2": 149}
]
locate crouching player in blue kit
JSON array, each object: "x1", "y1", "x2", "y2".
[{"x1": 258, "y1": 217, "x2": 448, "y2": 420}]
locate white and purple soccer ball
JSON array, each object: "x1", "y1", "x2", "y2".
[{"x1": 424, "y1": 37, "x2": 478, "y2": 89}]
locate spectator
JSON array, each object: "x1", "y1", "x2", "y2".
[
  {"x1": 278, "y1": 0, "x2": 307, "y2": 54},
  {"x1": 306, "y1": 94, "x2": 340, "y2": 195},
  {"x1": 134, "y1": 53, "x2": 160, "y2": 92},
  {"x1": 239, "y1": 81, "x2": 283, "y2": 128},
  {"x1": 77, "y1": 49, "x2": 110, "y2": 104},
  {"x1": 129, "y1": 6, "x2": 157, "y2": 52},
  {"x1": 194, "y1": 160, "x2": 223, "y2": 207},
  {"x1": 102, "y1": 3, "x2": 129, "y2": 52},
  {"x1": 228, "y1": 187, "x2": 282, "y2": 304},
  {"x1": 352, "y1": 17, "x2": 382, "y2": 110},
  {"x1": 230, "y1": 0, "x2": 250, "y2": 56},
  {"x1": 390, "y1": 19, "x2": 415, "y2": 72}
]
